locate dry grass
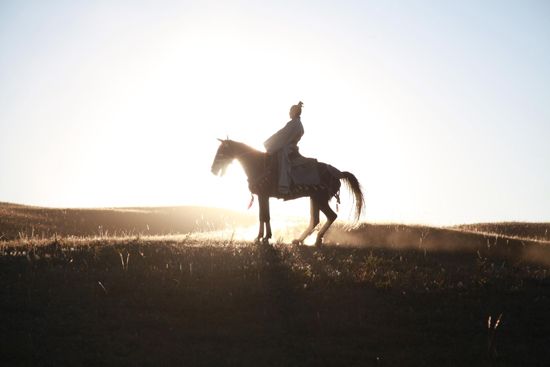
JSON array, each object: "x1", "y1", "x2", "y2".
[{"x1": 1, "y1": 203, "x2": 550, "y2": 366}]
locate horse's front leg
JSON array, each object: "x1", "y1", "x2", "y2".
[
  {"x1": 258, "y1": 195, "x2": 271, "y2": 244},
  {"x1": 256, "y1": 197, "x2": 264, "y2": 242},
  {"x1": 264, "y1": 196, "x2": 272, "y2": 241}
]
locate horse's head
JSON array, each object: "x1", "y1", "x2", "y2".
[{"x1": 211, "y1": 139, "x2": 235, "y2": 176}]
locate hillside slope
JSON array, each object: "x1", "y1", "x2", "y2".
[{"x1": 453, "y1": 222, "x2": 550, "y2": 242}]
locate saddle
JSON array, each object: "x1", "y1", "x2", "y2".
[{"x1": 248, "y1": 152, "x2": 341, "y2": 201}]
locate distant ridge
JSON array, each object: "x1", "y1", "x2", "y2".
[{"x1": 0, "y1": 202, "x2": 254, "y2": 240}]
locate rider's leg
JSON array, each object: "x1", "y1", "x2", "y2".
[{"x1": 277, "y1": 149, "x2": 290, "y2": 194}]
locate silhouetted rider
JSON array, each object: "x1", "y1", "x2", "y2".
[{"x1": 264, "y1": 101, "x2": 304, "y2": 194}]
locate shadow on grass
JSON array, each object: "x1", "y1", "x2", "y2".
[{"x1": 1, "y1": 238, "x2": 550, "y2": 366}]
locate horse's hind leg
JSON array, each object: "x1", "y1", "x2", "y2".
[
  {"x1": 316, "y1": 199, "x2": 337, "y2": 246},
  {"x1": 293, "y1": 197, "x2": 320, "y2": 245}
]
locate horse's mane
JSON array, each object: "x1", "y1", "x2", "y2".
[{"x1": 227, "y1": 140, "x2": 264, "y2": 156}]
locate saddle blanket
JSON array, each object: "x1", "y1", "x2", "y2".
[{"x1": 290, "y1": 156, "x2": 320, "y2": 186}]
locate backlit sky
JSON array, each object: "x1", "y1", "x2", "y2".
[{"x1": 1, "y1": 0, "x2": 549, "y2": 225}]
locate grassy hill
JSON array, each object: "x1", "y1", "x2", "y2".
[{"x1": 1, "y1": 203, "x2": 550, "y2": 366}]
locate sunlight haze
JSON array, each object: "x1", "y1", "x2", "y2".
[{"x1": 1, "y1": 0, "x2": 549, "y2": 225}]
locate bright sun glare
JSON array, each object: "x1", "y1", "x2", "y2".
[
  {"x1": 1, "y1": 8, "x2": 402, "y2": 225},
  {"x1": 4, "y1": 2, "x2": 548, "y2": 225},
  {"x1": 0, "y1": 2, "x2": 410, "y2": 224}
]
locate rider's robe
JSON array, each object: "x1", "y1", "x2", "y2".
[{"x1": 264, "y1": 117, "x2": 304, "y2": 193}]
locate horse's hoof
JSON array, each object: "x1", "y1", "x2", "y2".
[
  {"x1": 314, "y1": 239, "x2": 323, "y2": 247},
  {"x1": 261, "y1": 238, "x2": 270, "y2": 246},
  {"x1": 292, "y1": 239, "x2": 303, "y2": 246}
]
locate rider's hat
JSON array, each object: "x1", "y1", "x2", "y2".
[{"x1": 290, "y1": 101, "x2": 304, "y2": 117}]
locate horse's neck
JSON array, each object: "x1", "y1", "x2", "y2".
[{"x1": 231, "y1": 142, "x2": 263, "y2": 179}]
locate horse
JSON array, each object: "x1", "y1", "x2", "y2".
[{"x1": 211, "y1": 139, "x2": 364, "y2": 246}]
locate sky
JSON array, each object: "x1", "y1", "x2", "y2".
[{"x1": 1, "y1": 0, "x2": 549, "y2": 225}]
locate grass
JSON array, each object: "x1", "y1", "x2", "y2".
[{"x1": 1, "y1": 203, "x2": 550, "y2": 366}]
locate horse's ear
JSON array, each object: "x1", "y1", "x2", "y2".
[{"x1": 217, "y1": 138, "x2": 224, "y2": 143}]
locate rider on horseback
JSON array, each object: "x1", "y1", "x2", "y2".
[
  {"x1": 263, "y1": 101, "x2": 305, "y2": 194},
  {"x1": 212, "y1": 107, "x2": 364, "y2": 244}
]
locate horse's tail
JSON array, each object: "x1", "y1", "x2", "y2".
[{"x1": 340, "y1": 171, "x2": 365, "y2": 222}]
